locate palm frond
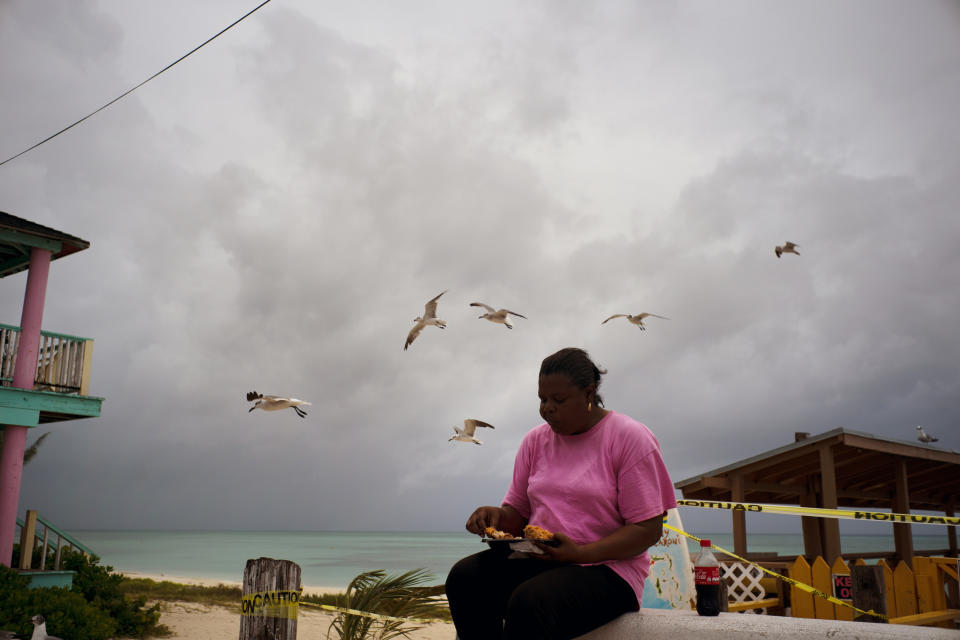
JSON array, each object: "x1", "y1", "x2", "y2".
[
  {"x1": 23, "y1": 432, "x2": 50, "y2": 464},
  {"x1": 0, "y1": 431, "x2": 50, "y2": 465},
  {"x1": 326, "y1": 568, "x2": 441, "y2": 640}
]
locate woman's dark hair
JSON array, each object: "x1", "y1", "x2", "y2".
[{"x1": 539, "y1": 347, "x2": 607, "y2": 406}]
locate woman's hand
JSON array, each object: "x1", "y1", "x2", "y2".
[
  {"x1": 534, "y1": 532, "x2": 583, "y2": 563},
  {"x1": 466, "y1": 506, "x2": 503, "y2": 535},
  {"x1": 465, "y1": 504, "x2": 526, "y2": 536},
  {"x1": 534, "y1": 514, "x2": 664, "y2": 564}
]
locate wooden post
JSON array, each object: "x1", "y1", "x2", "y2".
[
  {"x1": 818, "y1": 445, "x2": 841, "y2": 564},
  {"x1": 892, "y1": 459, "x2": 914, "y2": 568},
  {"x1": 851, "y1": 565, "x2": 887, "y2": 623},
  {"x1": 79, "y1": 339, "x2": 94, "y2": 396},
  {"x1": 799, "y1": 482, "x2": 822, "y2": 559},
  {"x1": 239, "y1": 557, "x2": 301, "y2": 640},
  {"x1": 945, "y1": 500, "x2": 959, "y2": 608},
  {"x1": 946, "y1": 498, "x2": 957, "y2": 559},
  {"x1": 18, "y1": 509, "x2": 38, "y2": 570},
  {"x1": 731, "y1": 473, "x2": 747, "y2": 557}
]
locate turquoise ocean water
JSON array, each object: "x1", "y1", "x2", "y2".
[{"x1": 68, "y1": 530, "x2": 951, "y2": 592}]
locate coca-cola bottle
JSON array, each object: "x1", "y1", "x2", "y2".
[{"x1": 694, "y1": 539, "x2": 722, "y2": 616}]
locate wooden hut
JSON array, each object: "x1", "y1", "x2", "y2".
[{"x1": 674, "y1": 428, "x2": 960, "y2": 567}]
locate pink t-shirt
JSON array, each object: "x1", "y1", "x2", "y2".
[{"x1": 502, "y1": 411, "x2": 676, "y2": 605}]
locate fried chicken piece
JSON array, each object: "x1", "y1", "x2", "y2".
[
  {"x1": 484, "y1": 526, "x2": 516, "y2": 540},
  {"x1": 523, "y1": 524, "x2": 555, "y2": 541}
]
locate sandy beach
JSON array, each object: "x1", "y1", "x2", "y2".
[
  {"x1": 122, "y1": 572, "x2": 454, "y2": 640},
  {"x1": 153, "y1": 600, "x2": 455, "y2": 640}
]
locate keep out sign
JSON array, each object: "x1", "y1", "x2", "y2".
[{"x1": 832, "y1": 573, "x2": 852, "y2": 601}]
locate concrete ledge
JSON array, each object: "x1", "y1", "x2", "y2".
[{"x1": 573, "y1": 609, "x2": 960, "y2": 639}]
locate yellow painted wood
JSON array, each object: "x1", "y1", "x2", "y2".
[
  {"x1": 932, "y1": 557, "x2": 958, "y2": 581},
  {"x1": 893, "y1": 560, "x2": 917, "y2": 618},
  {"x1": 916, "y1": 571, "x2": 936, "y2": 614},
  {"x1": 831, "y1": 556, "x2": 853, "y2": 621},
  {"x1": 728, "y1": 597, "x2": 780, "y2": 612},
  {"x1": 918, "y1": 557, "x2": 954, "y2": 629},
  {"x1": 17, "y1": 510, "x2": 38, "y2": 570},
  {"x1": 812, "y1": 556, "x2": 834, "y2": 619},
  {"x1": 789, "y1": 556, "x2": 815, "y2": 619},
  {"x1": 878, "y1": 558, "x2": 896, "y2": 616},
  {"x1": 889, "y1": 609, "x2": 960, "y2": 626},
  {"x1": 80, "y1": 340, "x2": 94, "y2": 396}
]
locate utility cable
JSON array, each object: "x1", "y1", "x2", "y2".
[{"x1": 0, "y1": 0, "x2": 273, "y2": 168}]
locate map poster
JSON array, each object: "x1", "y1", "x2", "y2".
[{"x1": 641, "y1": 507, "x2": 695, "y2": 609}]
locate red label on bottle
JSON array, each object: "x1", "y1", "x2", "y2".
[{"x1": 694, "y1": 566, "x2": 721, "y2": 585}]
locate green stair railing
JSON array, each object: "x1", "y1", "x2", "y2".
[{"x1": 14, "y1": 510, "x2": 94, "y2": 571}]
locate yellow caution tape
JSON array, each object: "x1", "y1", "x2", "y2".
[
  {"x1": 240, "y1": 589, "x2": 300, "y2": 619},
  {"x1": 664, "y1": 523, "x2": 887, "y2": 621},
  {"x1": 677, "y1": 499, "x2": 960, "y2": 526},
  {"x1": 299, "y1": 600, "x2": 451, "y2": 624}
]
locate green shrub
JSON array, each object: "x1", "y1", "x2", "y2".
[
  {"x1": 0, "y1": 567, "x2": 114, "y2": 639},
  {"x1": 0, "y1": 552, "x2": 166, "y2": 639}
]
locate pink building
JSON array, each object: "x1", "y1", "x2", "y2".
[{"x1": 0, "y1": 212, "x2": 103, "y2": 573}]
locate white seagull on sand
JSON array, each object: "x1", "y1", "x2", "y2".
[
  {"x1": 775, "y1": 241, "x2": 800, "y2": 258},
  {"x1": 30, "y1": 615, "x2": 63, "y2": 640},
  {"x1": 602, "y1": 313, "x2": 669, "y2": 331},
  {"x1": 469, "y1": 302, "x2": 527, "y2": 329},
  {"x1": 246, "y1": 391, "x2": 311, "y2": 418},
  {"x1": 449, "y1": 419, "x2": 495, "y2": 445},
  {"x1": 916, "y1": 426, "x2": 938, "y2": 443},
  {"x1": 404, "y1": 290, "x2": 447, "y2": 350}
]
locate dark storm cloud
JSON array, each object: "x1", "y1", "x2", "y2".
[{"x1": 1, "y1": 0, "x2": 957, "y2": 537}]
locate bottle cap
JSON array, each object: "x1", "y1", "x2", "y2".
[{"x1": 700, "y1": 539, "x2": 711, "y2": 547}]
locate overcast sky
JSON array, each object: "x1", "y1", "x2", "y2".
[{"x1": 1, "y1": 1, "x2": 958, "y2": 539}]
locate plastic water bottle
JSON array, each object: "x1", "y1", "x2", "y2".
[{"x1": 694, "y1": 539, "x2": 722, "y2": 616}]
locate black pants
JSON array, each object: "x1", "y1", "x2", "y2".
[{"x1": 445, "y1": 549, "x2": 638, "y2": 640}]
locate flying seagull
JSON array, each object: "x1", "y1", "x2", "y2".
[
  {"x1": 246, "y1": 391, "x2": 311, "y2": 418},
  {"x1": 30, "y1": 615, "x2": 62, "y2": 640},
  {"x1": 449, "y1": 419, "x2": 495, "y2": 445},
  {"x1": 916, "y1": 426, "x2": 938, "y2": 443},
  {"x1": 470, "y1": 302, "x2": 527, "y2": 329},
  {"x1": 775, "y1": 241, "x2": 800, "y2": 258},
  {"x1": 404, "y1": 290, "x2": 447, "y2": 350},
  {"x1": 601, "y1": 313, "x2": 669, "y2": 330}
]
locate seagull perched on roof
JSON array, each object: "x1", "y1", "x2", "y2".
[
  {"x1": 775, "y1": 241, "x2": 800, "y2": 258},
  {"x1": 404, "y1": 290, "x2": 447, "y2": 350},
  {"x1": 601, "y1": 313, "x2": 669, "y2": 331},
  {"x1": 469, "y1": 302, "x2": 527, "y2": 329},
  {"x1": 30, "y1": 615, "x2": 62, "y2": 640},
  {"x1": 916, "y1": 426, "x2": 938, "y2": 443},
  {"x1": 246, "y1": 391, "x2": 311, "y2": 418},
  {"x1": 449, "y1": 419, "x2": 495, "y2": 445}
]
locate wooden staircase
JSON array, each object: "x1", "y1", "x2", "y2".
[{"x1": 14, "y1": 509, "x2": 94, "y2": 588}]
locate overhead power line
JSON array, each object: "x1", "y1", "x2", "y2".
[{"x1": 0, "y1": 0, "x2": 274, "y2": 168}]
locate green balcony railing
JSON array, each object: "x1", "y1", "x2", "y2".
[{"x1": 0, "y1": 323, "x2": 94, "y2": 395}]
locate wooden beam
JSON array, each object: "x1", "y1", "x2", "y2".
[
  {"x1": 819, "y1": 444, "x2": 842, "y2": 564},
  {"x1": 892, "y1": 459, "x2": 914, "y2": 568},
  {"x1": 800, "y1": 479, "x2": 822, "y2": 559},
  {"x1": 79, "y1": 340, "x2": 94, "y2": 396},
  {"x1": 947, "y1": 498, "x2": 957, "y2": 559},
  {"x1": 842, "y1": 433, "x2": 960, "y2": 466},
  {"x1": 731, "y1": 473, "x2": 747, "y2": 556},
  {"x1": 18, "y1": 510, "x2": 38, "y2": 570}
]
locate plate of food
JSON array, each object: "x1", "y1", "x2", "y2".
[{"x1": 482, "y1": 525, "x2": 561, "y2": 548}]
